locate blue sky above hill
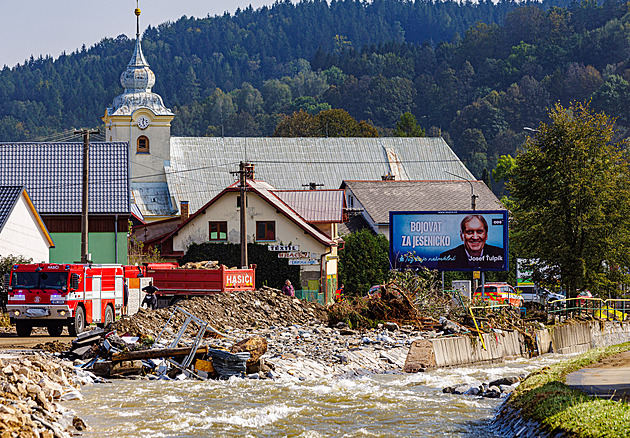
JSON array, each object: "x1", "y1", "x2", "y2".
[{"x1": 0, "y1": 0, "x2": 275, "y2": 68}]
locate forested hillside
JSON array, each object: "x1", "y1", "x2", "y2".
[{"x1": 4, "y1": 0, "x2": 630, "y2": 181}]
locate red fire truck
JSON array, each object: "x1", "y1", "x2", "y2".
[
  {"x1": 3, "y1": 262, "x2": 256, "y2": 337},
  {"x1": 4, "y1": 263, "x2": 144, "y2": 337}
]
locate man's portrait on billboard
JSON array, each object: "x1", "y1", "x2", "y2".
[{"x1": 438, "y1": 214, "x2": 504, "y2": 270}]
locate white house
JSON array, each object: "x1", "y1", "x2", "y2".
[{"x1": 0, "y1": 186, "x2": 54, "y2": 262}]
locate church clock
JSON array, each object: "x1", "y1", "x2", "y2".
[{"x1": 137, "y1": 115, "x2": 150, "y2": 130}]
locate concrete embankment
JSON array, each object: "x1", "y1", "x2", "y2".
[{"x1": 404, "y1": 320, "x2": 630, "y2": 371}]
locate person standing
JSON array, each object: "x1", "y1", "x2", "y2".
[
  {"x1": 282, "y1": 279, "x2": 295, "y2": 297},
  {"x1": 142, "y1": 281, "x2": 158, "y2": 310}
]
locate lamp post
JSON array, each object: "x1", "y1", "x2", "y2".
[{"x1": 444, "y1": 170, "x2": 477, "y2": 210}]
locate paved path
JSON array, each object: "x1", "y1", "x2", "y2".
[{"x1": 566, "y1": 351, "x2": 630, "y2": 402}]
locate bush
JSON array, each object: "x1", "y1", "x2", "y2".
[
  {"x1": 339, "y1": 230, "x2": 390, "y2": 296},
  {"x1": 181, "y1": 242, "x2": 300, "y2": 290}
]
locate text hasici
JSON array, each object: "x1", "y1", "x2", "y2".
[{"x1": 400, "y1": 221, "x2": 451, "y2": 248}]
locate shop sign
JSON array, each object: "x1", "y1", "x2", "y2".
[
  {"x1": 278, "y1": 251, "x2": 311, "y2": 259},
  {"x1": 268, "y1": 245, "x2": 299, "y2": 251},
  {"x1": 288, "y1": 259, "x2": 318, "y2": 265}
]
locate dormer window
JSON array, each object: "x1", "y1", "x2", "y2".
[{"x1": 137, "y1": 136, "x2": 149, "y2": 154}]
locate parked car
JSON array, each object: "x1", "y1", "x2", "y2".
[
  {"x1": 473, "y1": 282, "x2": 524, "y2": 307},
  {"x1": 518, "y1": 286, "x2": 565, "y2": 307},
  {"x1": 517, "y1": 286, "x2": 544, "y2": 305}
]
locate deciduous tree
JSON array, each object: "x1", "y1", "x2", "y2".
[{"x1": 509, "y1": 102, "x2": 630, "y2": 297}]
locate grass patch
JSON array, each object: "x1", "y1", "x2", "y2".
[{"x1": 509, "y1": 342, "x2": 630, "y2": 437}]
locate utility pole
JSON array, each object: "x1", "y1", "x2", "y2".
[
  {"x1": 75, "y1": 129, "x2": 100, "y2": 263},
  {"x1": 231, "y1": 162, "x2": 253, "y2": 268}
]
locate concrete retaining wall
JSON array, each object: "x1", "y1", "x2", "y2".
[
  {"x1": 430, "y1": 330, "x2": 527, "y2": 368},
  {"x1": 406, "y1": 321, "x2": 630, "y2": 370}
]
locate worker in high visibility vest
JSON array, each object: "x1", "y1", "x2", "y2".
[{"x1": 335, "y1": 284, "x2": 345, "y2": 302}]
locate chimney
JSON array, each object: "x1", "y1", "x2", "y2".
[
  {"x1": 245, "y1": 163, "x2": 255, "y2": 180},
  {"x1": 381, "y1": 173, "x2": 395, "y2": 181},
  {"x1": 180, "y1": 201, "x2": 189, "y2": 222}
]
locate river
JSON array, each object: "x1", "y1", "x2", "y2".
[{"x1": 66, "y1": 353, "x2": 571, "y2": 437}]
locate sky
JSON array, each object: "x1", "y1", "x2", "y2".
[{"x1": 0, "y1": 0, "x2": 277, "y2": 68}]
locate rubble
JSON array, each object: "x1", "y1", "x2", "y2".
[{"x1": 0, "y1": 352, "x2": 95, "y2": 437}]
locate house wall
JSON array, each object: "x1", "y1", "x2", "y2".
[
  {"x1": 0, "y1": 195, "x2": 50, "y2": 262},
  {"x1": 344, "y1": 188, "x2": 379, "y2": 235},
  {"x1": 49, "y1": 232, "x2": 127, "y2": 264},
  {"x1": 172, "y1": 191, "x2": 333, "y2": 288}
]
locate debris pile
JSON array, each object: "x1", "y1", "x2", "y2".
[
  {"x1": 0, "y1": 353, "x2": 95, "y2": 437},
  {"x1": 111, "y1": 287, "x2": 328, "y2": 338},
  {"x1": 180, "y1": 260, "x2": 220, "y2": 269}
]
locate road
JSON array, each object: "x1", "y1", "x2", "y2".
[
  {"x1": 566, "y1": 350, "x2": 630, "y2": 402},
  {"x1": 0, "y1": 326, "x2": 72, "y2": 350}
]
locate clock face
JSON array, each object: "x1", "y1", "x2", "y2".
[{"x1": 137, "y1": 116, "x2": 150, "y2": 130}]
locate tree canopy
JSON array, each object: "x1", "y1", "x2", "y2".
[{"x1": 509, "y1": 102, "x2": 630, "y2": 297}]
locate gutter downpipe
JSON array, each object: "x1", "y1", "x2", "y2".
[{"x1": 115, "y1": 214, "x2": 119, "y2": 263}]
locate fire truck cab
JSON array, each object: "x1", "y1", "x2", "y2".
[{"x1": 3, "y1": 263, "x2": 143, "y2": 337}]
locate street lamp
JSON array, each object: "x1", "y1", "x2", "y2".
[{"x1": 444, "y1": 170, "x2": 477, "y2": 210}]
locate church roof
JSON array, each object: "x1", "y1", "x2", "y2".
[
  {"x1": 0, "y1": 142, "x2": 130, "y2": 214},
  {"x1": 166, "y1": 136, "x2": 475, "y2": 214}
]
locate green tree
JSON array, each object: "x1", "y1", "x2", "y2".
[
  {"x1": 395, "y1": 112, "x2": 425, "y2": 137},
  {"x1": 509, "y1": 102, "x2": 630, "y2": 297},
  {"x1": 1, "y1": 254, "x2": 32, "y2": 278},
  {"x1": 338, "y1": 230, "x2": 390, "y2": 296}
]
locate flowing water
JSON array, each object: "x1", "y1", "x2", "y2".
[{"x1": 66, "y1": 353, "x2": 572, "y2": 437}]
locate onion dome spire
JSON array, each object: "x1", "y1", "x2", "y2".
[{"x1": 107, "y1": 0, "x2": 173, "y2": 116}]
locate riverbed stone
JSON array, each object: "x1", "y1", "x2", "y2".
[{"x1": 489, "y1": 376, "x2": 520, "y2": 387}]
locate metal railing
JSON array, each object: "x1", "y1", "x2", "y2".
[
  {"x1": 547, "y1": 297, "x2": 629, "y2": 321},
  {"x1": 295, "y1": 289, "x2": 325, "y2": 305}
]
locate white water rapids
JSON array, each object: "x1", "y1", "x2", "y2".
[{"x1": 66, "y1": 353, "x2": 573, "y2": 437}]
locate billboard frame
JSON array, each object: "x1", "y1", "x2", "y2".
[{"x1": 389, "y1": 210, "x2": 509, "y2": 272}]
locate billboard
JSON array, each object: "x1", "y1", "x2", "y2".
[{"x1": 390, "y1": 210, "x2": 509, "y2": 272}]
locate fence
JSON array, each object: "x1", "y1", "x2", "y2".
[
  {"x1": 295, "y1": 289, "x2": 325, "y2": 306},
  {"x1": 547, "y1": 297, "x2": 629, "y2": 321}
]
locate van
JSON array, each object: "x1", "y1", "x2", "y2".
[{"x1": 473, "y1": 282, "x2": 524, "y2": 307}]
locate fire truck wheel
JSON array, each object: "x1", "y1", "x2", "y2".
[
  {"x1": 47, "y1": 324, "x2": 63, "y2": 337},
  {"x1": 15, "y1": 321, "x2": 32, "y2": 337},
  {"x1": 103, "y1": 305, "x2": 114, "y2": 326},
  {"x1": 69, "y1": 306, "x2": 86, "y2": 336}
]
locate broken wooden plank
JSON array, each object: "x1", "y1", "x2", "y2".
[{"x1": 111, "y1": 346, "x2": 209, "y2": 362}]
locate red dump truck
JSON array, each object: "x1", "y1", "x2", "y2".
[
  {"x1": 3, "y1": 262, "x2": 256, "y2": 337},
  {"x1": 144, "y1": 263, "x2": 255, "y2": 308}
]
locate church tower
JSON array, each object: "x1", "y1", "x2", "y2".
[{"x1": 102, "y1": 2, "x2": 174, "y2": 185}]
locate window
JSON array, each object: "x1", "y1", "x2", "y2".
[
  {"x1": 256, "y1": 221, "x2": 276, "y2": 241},
  {"x1": 137, "y1": 136, "x2": 149, "y2": 153},
  {"x1": 209, "y1": 222, "x2": 227, "y2": 241}
]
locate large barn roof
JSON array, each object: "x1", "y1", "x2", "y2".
[{"x1": 166, "y1": 137, "x2": 473, "y2": 214}]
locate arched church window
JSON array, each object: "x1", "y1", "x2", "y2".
[{"x1": 137, "y1": 136, "x2": 149, "y2": 154}]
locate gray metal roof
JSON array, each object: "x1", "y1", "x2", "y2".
[
  {"x1": 0, "y1": 186, "x2": 23, "y2": 234},
  {"x1": 167, "y1": 137, "x2": 473, "y2": 214},
  {"x1": 0, "y1": 143, "x2": 130, "y2": 214},
  {"x1": 273, "y1": 189, "x2": 344, "y2": 223},
  {"x1": 131, "y1": 182, "x2": 177, "y2": 217},
  {"x1": 342, "y1": 180, "x2": 506, "y2": 224}
]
